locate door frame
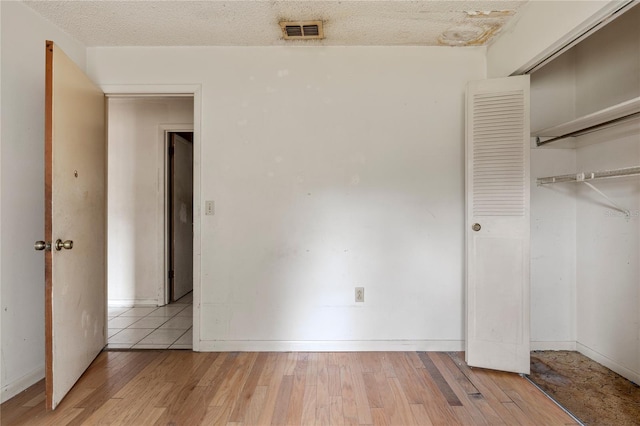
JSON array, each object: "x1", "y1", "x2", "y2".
[
  {"x1": 161, "y1": 127, "x2": 194, "y2": 306},
  {"x1": 103, "y1": 85, "x2": 202, "y2": 351}
]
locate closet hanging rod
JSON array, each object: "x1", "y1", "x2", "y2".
[
  {"x1": 537, "y1": 166, "x2": 640, "y2": 185},
  {"x1": 536, "y1": 111, "x2": 640, "y2": 147}
]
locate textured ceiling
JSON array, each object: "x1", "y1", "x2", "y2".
[{"x1": 25, "y1": 0, "x2": 528, "y2": 47}]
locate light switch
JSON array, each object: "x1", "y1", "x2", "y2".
[{"x1": 205, "y1": 200, "x2": 214, "y2": 216}]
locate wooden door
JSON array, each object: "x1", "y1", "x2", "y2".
[
  {"x1": 169, "y1": 133, "x2": 193, "y2": 302},
  {"x1": 465, "y1": 75, "x2": 531, "y2": 374},
  {"x1": 44, "y1": 41, "x2": 106, "y2": 409}
]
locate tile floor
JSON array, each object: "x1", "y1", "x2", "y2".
[{"x1": 106, "y1": 292, "x2": 192, "y2": 350}]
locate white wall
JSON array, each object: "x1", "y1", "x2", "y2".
[
  {"x1": 0, "y1": 1, "x2": 87, "y2": 402},
  {"x1": 107, "y1": 97, "x2": 193, "y2": 307},
  {"x1": 88, "y1": 46, "x2": 486, "y2": 350},
  {"x1": 573, "y1": 5, "x2": 640, "y2": 384},
  {"x1": 575, "y1": 125, "x2": 639, "y2": 384}
]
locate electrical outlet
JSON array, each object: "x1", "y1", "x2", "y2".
[
  {"x1": 355, "y1": 287, "x2": 364, "y2": 303},
  {"x1": 205, "y1": 200, "x2": 214, "y2": 216}
]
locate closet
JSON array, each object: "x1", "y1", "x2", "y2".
[{"x1": 529, "y1": 3, "x2": 639, "y2": 385}]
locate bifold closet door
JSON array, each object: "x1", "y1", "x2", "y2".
[{"x1": 465, "y1": 75, "x2": 531, "y2": 374}]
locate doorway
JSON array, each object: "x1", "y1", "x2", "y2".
[
  {"x1": 167, "y1": 131, "x2": 194, "y2": 303},
  {"x1": 105, "y1": 96, "x2": 195, "y2": 350}
]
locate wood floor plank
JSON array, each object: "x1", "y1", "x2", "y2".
[
  {"x1": 21, "y1": 386, "x2": 95, "y2": 426},
  {"x1": 66, "y1": 351, "x2": 158, "y2": 426},
  {"x1": 257, "y1": 353, "x2": 279, "y2": 387},
  {"x1": 327, "y1": 364, "x2": 342, "y2": 397},
  {"x1": 444, "y1": 354, "x2": 524, "y2": 424},
  {"x1": 371, "y1": 370, "x2": 400, "y2": 425},
  {"x1": 380, "y1": 353, "x2": 397, "y2": 378},
  {"x1": 228, "y1": 352, "x2": 269, "y2": 423},
  {"x1": 244, "y1": 385, "x2": 268, "y2": 426},
  {"x1": 329, "y1": 395, "x2": 345, "y2": 425},
  {"x1": 132, "y1": 406, "x2": 165, "y2": 425},
  {"x1": 388, "y1": 377, "x2": 418, "y2": 426},
  {"x1": 256, "y1": 353, "x2": 287, "y2": 426},
  {"x1": 111, "y1": 382, "x2": 174, "y2": 425},
  {"x1": 370, "y1": 407, "x2": 390, "y2": 426},
  {"x1": 1, "y1": 351, "x2": 577, "y2": 426},
  {"x1": 201, "y1": 404, "x2": 234, "y2": 426},
  {"x1": 434, "y1": 352, "x2": 480, "y2": 396},
  {"x1": 301, "y1": 384, "x2": 317, "y2": 425},
  {"x1": 347, "y1": 353, "x2": 374, "y2": 425},
  {"x1": 362, "y1": 372, "x2": 383, "y2": 409},
  {"x1": 154, "y1": 352, "x2": 213, "y2": 424},
  {"x1": 358, "y1": 352, "x2": 383, "y2": 374},
  {"x1": 387, "y1": 352, "x2": 426, "y2": 404},
  {"x1": 271, "y1": 375, "x2": 294, "y2": 425},
  {"x1": 210, "y1": 352, "x2": 257, "y2": 408},
  {"x1": 409, "y1": 403, "x2": 434, "y2": 426},
  {"x1": 315, "y1": 353, "x2": 331, "y2": 426},
  {"x1": 447, "y1": 352, "x2": 513, "y2": 403},
  {"x1": 413, "y1": 368, "x2": 461, "y2": 425},
  {"x1": 339, "y1": 365, "x2": 358, "y2": 424},
  {"x1": 493, "y1": 371, "x2": 577, "y2": 424},
  {"x1": 501, "y1": 400, "x2": 538, "y2": 426},
  {"x1": 294, "y1": 353, "x2": 309, "y2": 376},
  {"x1": 305, "y1": 352, "x2": 319, "y2": 387},
  {"x1": 433, "y1": 353, "x2": 510, "y2": 425},
  {"x1": 285, "y1": 370, "x2": 306, "y2": 425},
  {"x1": 200, "y1": 353, "x2": 240, "y2": 407},
  {"x1": 283, "y1": 352, "x2": 298, "y2": 376},
  {"x1": 417, "y1": 352, "x2": 463, "y2": 407},
  {"x1": 38, "y1": 407, "x2": 84, "y2": 426},
  {"x1": 427, "y1": 352, "x2": 490, "y2": 425}
]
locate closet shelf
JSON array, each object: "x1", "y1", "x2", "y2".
[{"x1": 533, "y1": 96, "x2": 640, "y2": 147}]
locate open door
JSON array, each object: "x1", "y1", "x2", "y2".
[
  {"x1": 465, "y1": 75, "x2": 530, "y2": 374},
  {"x1": 38, "y1": 41, "x2": 106, "y2": 409},
  {"x1": 169, "y1": 133, "x2": 193, "y2": 302}
]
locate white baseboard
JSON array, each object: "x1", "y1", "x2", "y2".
[
  {"x1": 196, "y1": 339, "x2": 464, "y2": 352},
  {"x1": 577, "y1": 342, "x2": 640, "y2": 385},
  {"x1": 531, "y1": 341, "x2": 577, "y2": 351},
  {"x1": 1, "y1": 365, "x2": 45, "y2": 403},
  {"x1": 108, "y1": 299, "x2": 158, "y2": 308}
]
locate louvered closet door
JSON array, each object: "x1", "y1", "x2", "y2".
[{"x1": 465, "y1": 75, "x2": 530, "y2": 374}]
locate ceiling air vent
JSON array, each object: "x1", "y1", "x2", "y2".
[{"x1": 280, "y1": 20, "x2": 324, "y2": 40}]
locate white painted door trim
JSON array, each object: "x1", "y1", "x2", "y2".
[{"x1": 103, "y1": 84, "x2": 202, "y2": 352}]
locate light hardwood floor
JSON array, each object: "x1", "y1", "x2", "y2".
[{"x1": 1, "y1": 351, "x2": 576, "y2": 425}]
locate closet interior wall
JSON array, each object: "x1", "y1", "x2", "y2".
[{"x1": 530, "y1": 5, "x2": 640, "y2": 384}]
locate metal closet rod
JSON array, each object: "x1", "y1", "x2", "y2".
[
  {"x1": 537, "y1": 165, "x2": 640, "y2": 185},
  {"x1": 535, "y1": 111, "x2": 640, "y2": 147}
]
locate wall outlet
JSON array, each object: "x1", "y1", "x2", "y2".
[
  {"x1": 205, "y1": 200, "x2": 214, "y2": 216},
  {"x1": 355, "y1": 287, "x2": 364, "y2": 303}
]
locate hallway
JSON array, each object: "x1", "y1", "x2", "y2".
[{"x1": 106, "y1": 292, "x2": 192, "y2": 350}]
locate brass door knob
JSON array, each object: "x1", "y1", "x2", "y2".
[
  {"x1": 34, "y1": 241, "x2": 51, "y2": 251},
  {"x1": 55, "y1": 239, "x2": 73, "y2": 251},
  {"x1": 472, "y1": 223, "x2": 481, "y2": 232}
]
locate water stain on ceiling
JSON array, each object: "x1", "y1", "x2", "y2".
[{"x1": 24, "y1": 0, "x2": 528, "y2": 47}]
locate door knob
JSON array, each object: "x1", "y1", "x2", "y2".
[
  {"x1": 472, "y1": 223, "x2": 481, "y2": 232},
  {"x1": 34, "y1": 241, "x2": 51, "y2": 251},
  {"x1": 55, "y1": 239, "x2": 73, "y2": 251}
]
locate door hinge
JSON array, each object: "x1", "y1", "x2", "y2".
[{"x1": 168, "y1": 270, "x2": 174, "y2": 279}]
